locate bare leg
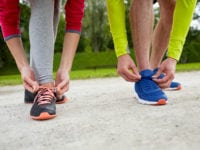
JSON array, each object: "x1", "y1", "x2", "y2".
[
  {"x1": 150, "y1": 0, "x2": 176, "y2": 69},
  {"x1": 130, "y1": 0, "x2": 154, "y2": 71}
]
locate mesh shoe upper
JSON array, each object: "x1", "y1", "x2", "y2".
[
  {"x1": 30, "y1": 87, "x2": 56, "y2": 120},
  {"x1": 24, "y1": 89, "x2": 68, "y2": 104},
  {"x1": 134, "y1": 69, "x2": 168, "y2": 104}
]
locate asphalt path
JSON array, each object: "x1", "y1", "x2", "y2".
[{"x1": 0, "y1": 71, "x2": 200, "y2": 150}]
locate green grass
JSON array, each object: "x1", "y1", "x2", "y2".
[
  {"x1": 0, "y1": 62, "x2": 200, "y2": 86},
  {"x1": 176, "y1": 62, "x2": 200, "y2": 72},
  {"x1": 0, "y1": 68, "x2": 118, "y2": 86},
  {"x1": 0, "y1": 75, "x2": 22, "y2": 86},
  {"x1": 70, "y1": 68, "x2": 118, "y2": 79}
]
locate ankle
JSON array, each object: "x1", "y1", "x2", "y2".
[{"x1": 40, "y1": 83, "x2": 55, "y2": 89}]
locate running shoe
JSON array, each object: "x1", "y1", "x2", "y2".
[
  {"x1": 153, "y1": 68, "x2": 181, "y2": 90},
  {"x1": 30, "y1": 87, "x2": 57, "y2": 120},
  {"x1": 24, "y1": 89, "x2": 68, "y2": 104},
  {"x1": 134, "y1": 69, "x2": 168, "y2": 105}
]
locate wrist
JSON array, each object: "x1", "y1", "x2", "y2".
[
  {"x1": 58, "y1": 65, "x2": 71, "y2": 74},
  {"x1": 117, "y1": 53, "x2": 130, "y2": 59},
  {"x1": 167, "y1": 57, "x2": 178, "y2": 64},
  {"x1": 18, "y1": 63, "x2": 30, "y2": 73}
]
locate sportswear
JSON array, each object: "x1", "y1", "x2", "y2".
[
  {"x1": 106, "y1": 0, "x2": 197, "y2": 61},
  {"x1": 29, "y1": 0, "x2": 61, "y2": 85},
  {"x1": 0, "y1": 0, "x2": 85, "y2": 41},
  {"x1": 168, "y1": 0, "x2": 197, "y2": 60},
  {"x1": 106, "y1": 0, "x2": 129, "y2": 57}
]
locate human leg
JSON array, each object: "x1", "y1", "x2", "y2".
[
  {"x1": 130, "y1": 0, "x2": 154, "y2": 71},
  {"x1": 130, "y1": 0, "x2": 168, "y2": 105},
  {"x1": 25, "y1": 0, "x2": 67, "y2": 104},
  {"x1": 151, "y1": 0, "x2": 181, "y2": 90},
  {"x1": 29, "y1": 0, "x2": 55, "y2": 86},
  {"x1": 150, "y1": 0, "x2": 176, "y2": 69},
  {"x1": 28, "y1": 0, "x2": 67, "y2": 120}
]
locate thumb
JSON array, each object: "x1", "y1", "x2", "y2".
[
  {"x1": 130, "y1": 65, "x2": 141, "y2": 79},
  {"x1": 56, "y1": 80, "x2": 65, "y2": 93},
  {"x1": 32, "y1": 81, "x2": 39, "y2": 93},
  {"x1": 152, "y1": 68, "x2": 163, "y2": 79},
  {"x1": 24, "y1": 78, "x2": 39, "y2": 93}
]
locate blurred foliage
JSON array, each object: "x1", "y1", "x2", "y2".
[
  {"x1": 0, "y1": 1, "x2": 200, "y2": 75},
  {"x1": 54, "y1": 51, "x2": 117, "y2": 71}
]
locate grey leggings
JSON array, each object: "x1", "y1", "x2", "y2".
[{"x1": 29, "y1": 0, "x2": 61, "y2": 84}]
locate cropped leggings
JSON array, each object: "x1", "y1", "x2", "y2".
[{"x1": 29, "y1": 0, "x2": 61, "y2": 84}]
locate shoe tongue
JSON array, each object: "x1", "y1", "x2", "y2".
[{"x1": 140, "y1": 69, "x2": 154, "y2": 78}]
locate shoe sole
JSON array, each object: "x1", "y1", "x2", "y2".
[
  {"x1": 165, "y1": 85, "x2": 182, "y2": 91},
  {"x1": 31, "y1": 112, "x2": 56, "y2": 120},
  {"x1": 134, "y1": 89, "x2": 167, "y2": 105}
]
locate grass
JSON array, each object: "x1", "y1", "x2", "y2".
[
  {"x1": 0, "y1": 62, "x2": 200, "y2": 86},
  {"x1": 176, "y1": 62, "x2": 200, "y2": 72},
  {"x1": 0, "y1": 68, "x2": 118, "y2": 86}
]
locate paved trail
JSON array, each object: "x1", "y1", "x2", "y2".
[{"x1": 0, "y1": 71, "x2": 200, "y2": 150}]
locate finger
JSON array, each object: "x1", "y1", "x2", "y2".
[
  {"x1": 153, "y1": 73, "x2": 171, "y2": 84},
  {"x1": 23, "y1": 82, "x2": 33, "y2": 92},
  {"x1": 118, "y1": 66, "x2": 141, "y2": 82},
  {"x1": 130, "y1": 65, "x2": 141, "y2": 78},
  {"x1": 152, "y1": 68, "x2": 163, "y2": 78},
  {"x1": 60, "y1": 84, "x2": 69, "y2": 95},
  {"x1": 121, "y1": 71, "x2": 141, "y2": 82},
  {"x1": 57, "y1": 84, "x2": 69, "y2": 97},
  {"x1": 155, "y1": 75, "x2": 174, "y2": 89},
  {"x1": 56, "y1": 79, "x2": 69, "y2": 90},
  {"x1": 56, "y1": 80, "x2": 69, "y2": 95},
  {"x1": 23, "y1": 78, "x2": 39, "y2": 93},
  {"x1": 120, "y1": 73, "x2": 134, "y2": 82},
  {"x1": 158, "y1": 81, "x2": 171, "y2": 89},
  {"x1": 129, "y1": 66, "x2": 141, "y2": 81},
  {"x1": 32, "y1": 81, "x2": 39, "y2": 92}
]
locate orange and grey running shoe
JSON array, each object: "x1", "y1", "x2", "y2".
[{"x1": 30, "y1": 87, "x2": 57, "y2": 120}]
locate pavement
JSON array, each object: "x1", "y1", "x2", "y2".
[{"x1": 0, "y1": 71, "x2": 200, "y2": 150}]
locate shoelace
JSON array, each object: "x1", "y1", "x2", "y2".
[
  {"x1": 34, "y1": 87, "x2": 56, "y2": 105},
  {"x1": 140, "y1": 77, "x2": 159, "y2": 92}
]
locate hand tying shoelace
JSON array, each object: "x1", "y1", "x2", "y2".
[
  {"x1": 30, "y1": 86, "x2": 57, "y2": 120},
  {"x1": 34, "y1": 87, "x2": 56, "y2": 105}
]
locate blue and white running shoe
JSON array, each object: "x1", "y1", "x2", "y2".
[
  {"x1": 134, "y1": 69, "x2": 168, "y2": 105},
  {"x1": 153, "y1": 68, "x2": 181, "y2": 90}
]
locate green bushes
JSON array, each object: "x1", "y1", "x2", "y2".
[
  {"x1": 54, "y1": 51, "x2": 118, "y2": 71},
  {"x1": 1, "y1": 1, "x2": 200, "y2": 76}
]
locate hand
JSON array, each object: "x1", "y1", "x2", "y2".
[
  {"x1": 153, "y1": 57, "x2": 177, "y2": 89},
  {"x1": 20, "y1": 66, "x2": 39, "y2": 93},
  {"x1": 55, "y1": 68, "x2": 70, "y2": 98},
  {"x1": 117, "y1": 54, "x2": 141, "y2": 82}
]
